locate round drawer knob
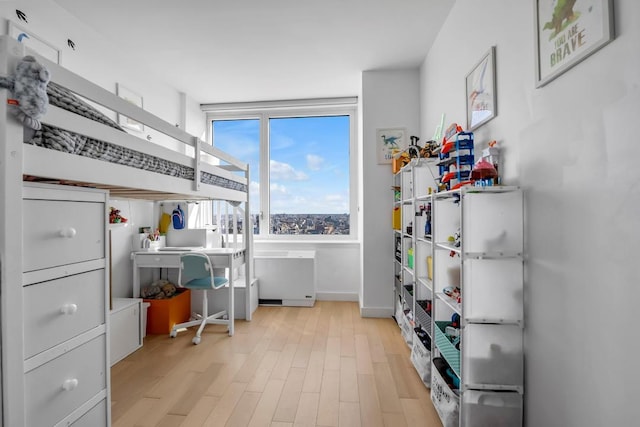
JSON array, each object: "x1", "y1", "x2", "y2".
[
  {"x1": 60, "y1": 303, "x2": 78, "y2": 315},
  {"x1": 62, "y1": 378, "x2": 79, "y2": 391},
  {"x1": 58, "y1": 227, "x2": 77, "y2": 238}
]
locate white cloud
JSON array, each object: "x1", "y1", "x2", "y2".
[
  {"x1": 249, "y1": 181, "x2": 260, "y2": 196},
  {"x1": 270, "y1": 182, "x2": 288, "y2": 195},
  {"x1": 270, "y1": 134, "x2": 295, "y2": 150},
  {"x1": 270, "y1": 159, "x2": 308, "y2": 181},
  {"x1": 306, "y1": 154, "x2": 324, "y2": 171}
]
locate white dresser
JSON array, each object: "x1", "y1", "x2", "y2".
[{"x1": 22, "y1": 183, "x2": 110, "y2": 426}]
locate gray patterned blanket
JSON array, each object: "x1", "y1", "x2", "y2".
[{"x1": 24, "y1": 82, "x2": 246, "y2": 193}]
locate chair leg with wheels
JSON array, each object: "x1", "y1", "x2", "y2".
[
  {"x1": 170, "y1": 253, "x2": 230, "y2": 344},
  {"x1": 170, "y1": 289, "x2": 228, "y2": 344}
]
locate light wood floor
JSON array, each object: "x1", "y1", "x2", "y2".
[{"x1": 111, "y1": 301, "x2": 443, "y2": 427}]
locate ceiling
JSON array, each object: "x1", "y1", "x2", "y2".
[{"x1": 52, "y1": 0, "x2": 453, "y2": 105}]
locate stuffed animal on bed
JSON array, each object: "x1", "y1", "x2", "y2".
[{"x1": 0, "y1": 55, "x2": 50, "y2": 130}]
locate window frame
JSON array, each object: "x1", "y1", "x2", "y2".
[{"x1": 204, "y1": 98, "x2": 358, "y2": 241}]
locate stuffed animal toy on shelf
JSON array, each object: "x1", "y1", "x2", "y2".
[{"x1": 0, "y1": 55, "x2": 50, "y2": 130}]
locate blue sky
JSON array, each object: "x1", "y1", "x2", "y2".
[{"x1": 213, "y1": 116, "x2": 350, "y2": 215}]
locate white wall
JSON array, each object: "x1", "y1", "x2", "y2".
[
  {"x1": 361, "y1": 69, "x2": 421, "y2": 316},
  {"x1": 0, "y1": 1, "x2": 205, "y2": 145},
  {"x1": 108, "y1": 200, "x2": 156, "y2": 298},
  {"x1": 421, "y1": 1, "x2": 640, "y2": 425}
]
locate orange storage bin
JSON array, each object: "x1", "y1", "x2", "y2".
[{"x1": 144, "y1": 288, "x2": 191, "y2": 334}]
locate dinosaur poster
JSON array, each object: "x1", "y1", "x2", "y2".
[
  {"x1": 376, "y1": 128, "x2": 406, "y2": 164},
  {"x1": 535, "y1": 0, "x2": 613, "y2": 87}
]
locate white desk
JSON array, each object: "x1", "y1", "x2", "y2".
[{"x1": 131, "y1": 248, "x2": 247, "y2": 336}]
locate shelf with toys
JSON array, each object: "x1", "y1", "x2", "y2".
[
  {"x1": 391, "y1": 137, "x2": 439, "y2": 389},
  {"x1": 388, "y1": 119, "x2": 525, "y2": 426}
]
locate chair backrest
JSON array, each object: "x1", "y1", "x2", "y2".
[
  {"x1": 178, "y1": 252, "x2": 228, "y2": 289},
  {"x1": 179, "y1": 253, "x2": 213, "y2": 287}
]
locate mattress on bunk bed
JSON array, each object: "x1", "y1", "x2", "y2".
[{"x1": 24, "y1": 82, "x2": 246, "y2": 193}]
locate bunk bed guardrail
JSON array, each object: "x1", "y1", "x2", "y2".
[{"x1": 0, "y1": 35, "x2": 248, "y2": 202}]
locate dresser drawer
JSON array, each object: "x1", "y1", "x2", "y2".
[
  {"x1": 25, "y1": 335, "x2": 107, "y2": 427},
  {"x1": 71, "y1": 398, "x2": 107, "y2": 426},
  {"x1": 23, "y1": 198, "x2": 105, "y2": 272},
  {"x1": 24, "y1": 269, "x2": 105, "y2": 359}
]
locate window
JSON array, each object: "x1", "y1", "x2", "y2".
[
  {"x1": 206, "y1": 98, "x2": 357, "y2": 239},
  {"x1": 210, "y1": 118, "x2": 260, "y2": 234}
]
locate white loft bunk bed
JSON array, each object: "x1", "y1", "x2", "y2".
[{"x1": 0, "y1": 36, "x2": 253, "y2": 426}]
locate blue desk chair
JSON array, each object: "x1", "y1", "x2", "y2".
[{"x1": 170, "y1": 253, "x2": 229, "y2": 344}]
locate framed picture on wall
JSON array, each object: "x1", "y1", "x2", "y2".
[
  {"x1": 466, "y1": 46, "x2": 497, "y2": 132},
  {"x1": 534, "y1": 0, "x2": 614, "y2": 88},
  {"x1": 116, "y1": 83, "x2": 144, "y2": 132},
  {"x1": 376, "y1": 128, "x2": 406, "y2": 164},
  {"x1": 7, "y1": 21, "x2": 61, "y2": 64}
]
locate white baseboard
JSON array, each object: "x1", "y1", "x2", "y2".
[
  {"x1": 316, "y1": 292, "x2": 359, "y2": 302},
  {"x1": 359, "y1": 306, "x2": 394, "y2": 318}
]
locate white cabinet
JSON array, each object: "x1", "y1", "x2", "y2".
[
  {"x1": 255, "y1": 250, "x2": 316, "y2": 307},
  {"x1": 430, "y1": 186, "x2": 524, "y2": 427},
  {"x1": 22, "y1": 183, "x2": 110, "y2": 426},
  {"x1": 110, "y1": 298, "x2": 144, "y2": 366}
]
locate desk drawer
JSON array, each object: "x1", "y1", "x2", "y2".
[
  {"x1": 25, "y1": 335, "x2": 106, "y2": 427},
  {"x1": 23, "y1": 199, "x2": 105, "y2": 272},
  {"x1": 135, "y1": 253, "x2": 180, "y2": 268},
  {"x1": 24, "y1": 269, "x2": 105, "y2": 359}
]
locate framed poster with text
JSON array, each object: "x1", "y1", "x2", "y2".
[{"x1": 534, "y1": 0, "x2": 614, "y2": 87}]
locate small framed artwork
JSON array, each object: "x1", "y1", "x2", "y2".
[
  {"x1": 534, "y1": 0, "x2": 614, "y2": 88},
  {"x1": 466, "y1": 46, "x2": 497, "y2": 132},
  {"x1": 7, "y1": 21, "x2": 61, "y2": 64},
  {"x1": 377, "y1": 128, "x2": 406, "y2": 164},
  {"x1": 116, "y1": 83, "x2": 144, "y2": 132}
]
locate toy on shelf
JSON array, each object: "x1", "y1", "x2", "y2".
[
  {"x1": 408, "y1": 135, "x2": 421, "y2": 158},
  {"x1": 471, "y1": 158, "x2": 498, "y2": 187},
  {"x1": 419, "y1": 139, "x2": 440, "y2": 158},
  {"x1": 436, "y1": 126, "x2": 475, "y2": 191},
  {"x1": 447, "y1": 228, "x2": 461, "y2": 257},
  {"x1": 420, "y1": 203, "x2": 432, "y2": 237},
  {"x1": 109, "y1": 206, "x2": 128, "y2": 224},
  {"x1": 392, "y1": 151, "x2": 411, "y2": 173},
  {"x1": 443, "y1": 286, "x2": 461, "y2": 303},
  {"x1": 392, "y1": 185, "x2": 401, "y2": 202},
  {"x1": 479, "y1": 140, "x2": 501, "y2": 185},
  {"x1": 442, "y1": 123, "x2": 463, "y2": 143},
  {"x1": 392, "y1": 135, "x2": 442, "y2": 174}
]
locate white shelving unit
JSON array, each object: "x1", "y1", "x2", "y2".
[
  {"x1": 392, "y1": 158, "x2": 437, "y2": 386},
  {"x1": 430, "y1": 186, "x2": 524, "y2": 427}
]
